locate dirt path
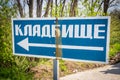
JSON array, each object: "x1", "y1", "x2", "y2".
[{"x1": 60, "y1": 62, "x2": 120, "y2": 80}]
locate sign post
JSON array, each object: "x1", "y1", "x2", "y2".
[
  {"x1": 12, "y1": 17, "x2": 110, "y2": 79},
  {"x1": 53, "y1": 0, "x2": 61, "y2": 79},
  {"x1": 53, "y1": 17, "x2": 62, "y2": 80},
  {"x1": 53, "y1": 59, "x2": 59, "y2": 80}
]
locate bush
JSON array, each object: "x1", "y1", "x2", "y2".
[
  {"x1": 110, "y1": 43, "x2": 120, "y2": 58},
  {"x1": 0, "y1": 65, "x2": 33, "y2": 80},
  {"x1": 110, "y1": 14, "x2": 120, "y2": 45},
  {"x1": 109, "y1": 14, "x2": 120, "y2": 58},
  {"x1": 0, "y1": 1, "x2": 34, "y2": 79}
]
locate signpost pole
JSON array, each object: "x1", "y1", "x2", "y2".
[
  {"x1": 53, "y1": 18, "x2": 62, "y2": 80},
  {"x1": 53, "y1": 0, "x2": 61, "y2": 80},
  {"x1": 53, "y1": 17, "x2": 61, "y2": 80},
  {"x1": 53, "y1": 59, "x2": 59, "y2": 80}
]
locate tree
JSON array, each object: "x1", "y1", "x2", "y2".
[
  {"x1": 103, "y1": 0, "x2": 110, "y2": 15},
  {"x1": 44, "y1": 0, "x2": 51, "y2": 17},
  {"x1": 27, "y1": 0, "x2": 33, "y2": 17},
  {"x1": 16, "y1": 0, "x2": 24, "y2": 17},
  {"x1": 0, "y1": 0, "x2": 17, "y2": 67},
  {"x1": 36, "y1": 0, "x2": 43, "y2": 17},
  {"x1": 81, "y1": 0, "x2": 102, "y2": 16},
  {"x1": 109, "y1": 0, "x2": 120, "y2": 16},
  {"x1": 50, "y1": 0, "x2": 53, "y2": 17},
  {"x1": 69, "y1": 0, "x2": 78, "y2": 17}
]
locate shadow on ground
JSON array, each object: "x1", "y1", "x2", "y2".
[{"x1": 101, "y1": 62, "x2": 120, "y2": 75}]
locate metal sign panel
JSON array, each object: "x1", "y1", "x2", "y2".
[{"x1": 12, "y1": 17, "x2": 110, "y2": 63}]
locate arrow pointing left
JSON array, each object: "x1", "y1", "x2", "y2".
[
  {"x1": 17, "y1": 38, "x2": 29, "y2": 51},
  {"x1": 17, "y1": 38, "x2": 104, "y2": 51},
  {"x1": 17, "y1": 38, "x2": 56, "y2": 51}
]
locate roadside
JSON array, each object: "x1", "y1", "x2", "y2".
[
  {"x1": 60, "y1": 62, "x2": 120, "y2": 80},
  {"x1": 30, "y1": 53, "x2": 120, "y2": 80}
]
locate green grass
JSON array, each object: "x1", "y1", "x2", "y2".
[{"x1": 0, "y1": 65, "x2": 33, "y2": 80}]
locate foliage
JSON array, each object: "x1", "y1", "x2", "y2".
[
  {"x1": 60, "y1": 60, "x2": 67, "y2": 72},
  {"x1": 0, "y1": 0, "x2": 16, "y2": 67},
  {"x1": 110, "y1": 14, "x2": 120, "y2": 45},
  {"x1": 110, "y1": 43, "x2": 120, "y2": 58},
  {"x1": 0, "y1": 65, "x2": 33, "y2": 80},
  {"x1": 0, "y1": 0, "x2": 34, "y2": 79},
  {"x1": 109, "y1": 10, "x2": 120, "y2": 58},
  {"x1": 81, "y1": 0, "x2": 103, "y2": 16}
]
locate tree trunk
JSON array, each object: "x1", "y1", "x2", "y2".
[
  {"x1": 97, "y1": 1, "x2": 104, "y2": 14},
  {"x1": 104, "y1": 0, "x2": 110, "y2": 15},
  {"x1": 61, "y1": 0, "x2": 66, "y2": 17},
  {"x1": 50, "y1": 0, "x2": 53, "y2": 17},
  {"x1": 16, "y1": 0, "x2": 24, "y2": 17},
  {"x1": 69, "y1": 0, "x2": 73, "y2": 17},
  {"x1": 36, "y1": 0, "x2": 43, "y2": 17},
  {"x1": 27, "y1": 0, "x2": 33, "y2": 17},
  {"x1": 69, "y1": 0, "x2": 78, "y2": 17},
  {"x1": 73, "y1": 0, "x2": 78, "y2": 16},
  {"x1": 44, "y1": 0, "x2": 51, "y2": 17}
]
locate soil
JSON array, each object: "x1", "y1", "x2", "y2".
[{"x1": 109, "y1": 52, "x2": 120, "y2": 64}]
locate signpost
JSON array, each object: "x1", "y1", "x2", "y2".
[{"x1": 12, "y1": 17, "x2": 110, "y2": 80}]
